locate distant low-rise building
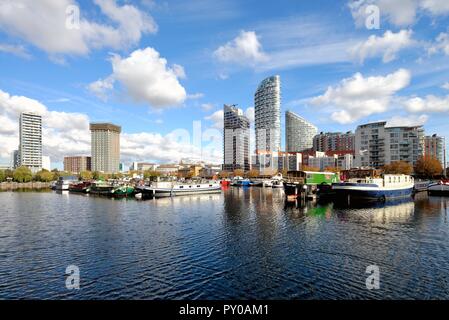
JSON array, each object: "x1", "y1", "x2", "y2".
[
  {"x1": 130, "y1": 162, "x2": 159, "y2": 172},
  {"x1": 155, "y1": 164, "x2": 180, "y2": 175},
  {"x1": 313, "y1": 131, "x2": 355, "y2": 153},
  {"x1": 64, "y1": 156, "x2": 92, "y2": 173}
]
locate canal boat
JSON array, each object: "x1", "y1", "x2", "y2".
[
  {"x1": 332, "y1": 174, "x2": 414, "y2": 202},
  {"x1": 89, "y1": 182, "x2": 115, "y2": 196},
  {"x1": 284, "y1": 171, "x2": 340, "y2": 200},
  {"x1": 110, "y1": 185, "x2": 135, "y2": 198},
  {"x1": 271, "y1": 173, "x2": 284, "y2": 188},
  {"x1": 55, "y1": 176, "x2": 78, "y2": 191},
  {"x1": 68, "y1": 181, "x2": 91, "y2": 193},
  {"x1": 428, "y1": 180, "x2": 449, "y2": 196},
  {"x1": 149, "y1": 180, "x2": 221, "y2": 198},
  {"x1": 414, "y1": 180, "x2": 431, "y2": 193}
]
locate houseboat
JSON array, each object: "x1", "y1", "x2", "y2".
[
  {"x1": 149, "y1": 180, "x2": 221, "y2": 198},
  {"x1": 284, "y1": 171, "x2": 340, "y2": 199},
  {"x1": 68, "y1": 181, "x2": 91, "y2": 193},
  {"x1": 89, "y1": 182, "x2": 115, "y2": 196},
  {"x1": 428, "y1": 180, "x2": 449, "y2": 196},
  {"x1": 55, "y1": 176, "x2": 78, "y2": 191},
  {"x1": 110, "y1": 185, "x2": 135, "y2": 198},
  {"x1": 332, "y1": 174, "x2": 414, "y2": 202}
]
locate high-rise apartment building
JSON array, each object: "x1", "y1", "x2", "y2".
[
  {"x1": 19, "y1": 112, "x2": 42, "y2": 173},
  {"x1": 313, "y1": 131, "x2": 355, "y2": 153},
  {"x1": 64, "y1": 156, "x2": 92, "y2": 173},
  {"x1": 90, "y1": 123, "x2": 121, "y2": 173},
  {"x1": 424, "y1": 134, "x2": 446, "y2": 167},
  {"x1": 285, "y1": 110, "x2": 317, "y2": 152},
  {"x1": 255, "y1": 75, "x2": 281, "y2": 153},
  {"x1": 223, "y1": 104, "x2": 250, "y2": 172},
  {"x1": 354, "y1": 121, "x2": 424, "y2": 168}
]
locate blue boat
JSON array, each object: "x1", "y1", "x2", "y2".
[
  {"x1": 332, "y1": 174, "x2": 414, "y2": 202},
  {"x1": 234, "y1": 179, "x2": 251, "y2": 187}
]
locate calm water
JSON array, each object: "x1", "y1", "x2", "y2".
[{"x1": 0, "y1": 188, "x2": 449, "y2": 299}]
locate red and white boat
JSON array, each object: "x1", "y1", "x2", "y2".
[{"x1": 428, "y1": 180, "x2": 449, "y2": 196}]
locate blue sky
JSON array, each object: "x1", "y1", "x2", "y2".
[{"x1": 1, "y1": 0, "x2": 449, "y2": 168}]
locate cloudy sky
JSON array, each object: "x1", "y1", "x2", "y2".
[{"x1": 1, "y1": 0, "x2": 449, "y2": 168}]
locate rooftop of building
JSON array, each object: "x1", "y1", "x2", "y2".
[{"x1": 89, "y1": 123, "x2": 121, "y2": 133}]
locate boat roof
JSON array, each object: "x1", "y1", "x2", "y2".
[{"x1": 302, "y1": 171, "x2": 338, "y2": 175}]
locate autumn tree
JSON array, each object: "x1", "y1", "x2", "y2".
[
  {"x1": 324, "y1": 166, "x2": 341, "y2": 173},
  {"x1": 218, "y1": 171, "x2": 230, "y2": 179},
  {"x1": 79, "y1": 171, "x2": 93, "y2": 181},
  {"x1": 0, "y1": 170, "x2": 5, "y2": 182},
  {"x1": 301, "y1": 165, "x2": 320, "y2": 172},
  {"x1": 35, "y1": 169, "x2": 53, "y2": 182},
  {"x1": 414, "y1": 156, "x2": 443, "y2": 178},
  {"x1": 233, "y1": 169, "x2": 244, "y2": 177},
  {"x1": 144, "y1": 170, "x2": 160, "y2": 179},
  {"x1": 247, "y1": 169, "x2": 260, "y2": 178},
  {"x1": 382, "y1": 161, "x2": 413, "y2": 175}
]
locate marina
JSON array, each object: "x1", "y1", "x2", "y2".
[{"x1": 1, "y1": 188, "x2": 449, "y2": 299}]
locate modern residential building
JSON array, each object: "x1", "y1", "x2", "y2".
[
  {"x1": 19, "y1": 112, "x2": 42, "y2": 173},
  {"x1": 255, "y1": 75, "x2": 281, "y2": 153},
  {"x1": 308, "y1": 152, "x2": 354, "y2": 171},
  {"x1": 424, "y1": 134, "x2": 446, "y2": 167},
  {"x1": 223, "y1": 104, "x2": 250, "y2": 172},
  {"x1": 129, "y1": 162, "x2": 159, "y2": 172},
  {"x1": 354, "y1": 121, "x2": 424, "y2": 168},
  {"x1": 313, "y1": 131, "x2": 355, "y2": 153},
  {"x1": 64, "y1": 156, "x2": 92, "y2": 173},
  {"x1": 90, "y1": 123, "x2": 121, "y2": 173},
  {"x1": 285, "y1": 110, "x2": 317, "y2": 152}
]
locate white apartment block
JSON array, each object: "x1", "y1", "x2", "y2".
[
  {"x1": 354, "y1": 121, "x2": 424, "y2": 168},
  {"x1": 19, "y1": 112, "x2": 42, "y2": 173}
]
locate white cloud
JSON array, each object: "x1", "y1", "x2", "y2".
[
  {"x1": 0, "y1": 0, "x2": 157, "y2": 57},
  {"x1": 402, "y1": 94, "x2": 449, "y2": 112},
  {"x1": 201, "y1": 103, "x2": 215, "y2": 112},
  {"x1": 0, "y1": 89, "x2": 90, "y2": 161},
  {"x1": 386, "y1": 114, "x2": 429, "y2": 127},
  {"x1": 245, "y1": 107, "x2": 255, "y2": 123},
  {"x1": 89, "y1": 47, "x2": 187, "y2": 108},
  {"x1": 350, "y1": 30, "x2": 414, "y2": 64},
  {"x1": 87, "y1": 76, "x2": 115, "y2": 101},
  {"x1": 441, "y1": 82, "x2": 449, "y2": 90},
  {"x1": 214, "y1": 30, "x2": 269, "y2": 66},
  {"x1": 205, "y1": 110, "x2": 224, "y2": 129},
  {"x1": 0, "y1": 43, "x2": 31, "y2": 59},
  {"x1": 420, "y1": 0, "x2": 449, "y2": 15},
  {"x1": 310, "y1": 69, "x2": 411, "y2": 124},
  {"x1": 348, "y1": 0, "x2": 449, "y2": 27},
  {"x1": 0, "y1": 89, "x2": 222, "y2": 164},
  {"x1": 428, "y1": 31, "x2": 449, "y2": 56}
]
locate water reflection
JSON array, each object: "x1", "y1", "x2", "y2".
[{"x1": 1, "y1": 189, "x2": 449, "y2": 299}]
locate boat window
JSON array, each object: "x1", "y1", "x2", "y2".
[
  {"x1": 209, "y1": 185, "x2": 213, "y2": 187},
  {"x1": 189, "y1": 186, "x2": 192, "y2": 188},
  {"x1": 197, "y1": 185, "x2": 201, "y2": 187},
  {"x1": 180, "y1": 186, "x2": 183, "y2": 189}
]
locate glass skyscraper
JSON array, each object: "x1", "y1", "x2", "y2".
[
  {"x1": 285, "y1": 110, "x2": 317, "y2": 152},
  {"x1": 254, "y1": 75, "x2": 281, "y2": 153}
]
